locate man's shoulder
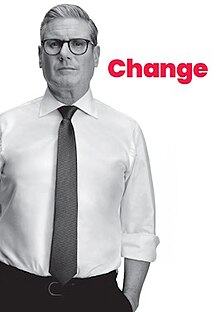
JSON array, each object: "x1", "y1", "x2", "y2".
[
  {"x1": 0, "y1": 96, "x2": 43, "y2": 120},
  {"x1": 94, "y1": 98, "x2": 138, "y2": 128}
]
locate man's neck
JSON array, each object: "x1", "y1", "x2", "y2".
[{"x1": 48, "y1": 85, "x2": 89, "y2": 105}]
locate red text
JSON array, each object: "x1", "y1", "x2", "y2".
[{"x1": 108, "y1": 59, "x2": 208, "y2": 84}]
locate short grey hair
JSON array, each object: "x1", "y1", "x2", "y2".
[{"x1": 40, "y1": 4, "x2": 98, "y2": 45}]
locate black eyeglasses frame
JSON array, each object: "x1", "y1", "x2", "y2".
[{"x1": 41, "y1": 38, "x2": 96, "y2": 56}]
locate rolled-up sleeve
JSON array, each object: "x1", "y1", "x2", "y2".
[{"x1": 121, "y1": 122, "x2": 160, "y2": 262}]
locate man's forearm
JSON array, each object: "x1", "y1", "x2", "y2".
[{"x1": 123, "y1": 258, "x2": 150, "y2": 311}]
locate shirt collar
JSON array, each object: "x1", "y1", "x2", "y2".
[{"x1": 39, "y1": 87, "x2": 98, "y2": 119}]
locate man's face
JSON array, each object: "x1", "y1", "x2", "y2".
[{"x1": 39, "y1": 18, "x2": 100, "y2": 94}]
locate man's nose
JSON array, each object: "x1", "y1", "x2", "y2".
[{"x1": 59, "y1": 42, "x2": 72, "y2": 59}]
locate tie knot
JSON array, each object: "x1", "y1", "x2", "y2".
[{"x1": 58, "y1": 105, "x2": 78, "y2": 120}]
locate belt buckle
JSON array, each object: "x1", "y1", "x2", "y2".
[{"x1": 48, "y1": 281, "x2": 63, "y2": 297}]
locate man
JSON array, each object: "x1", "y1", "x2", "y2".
[{"x1": 0, "y1": 4, "x2": 159, "y2": 312}]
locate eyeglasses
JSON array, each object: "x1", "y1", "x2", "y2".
[{"x1": 41, "y1": 38, "x2": 95, "y2": 56}]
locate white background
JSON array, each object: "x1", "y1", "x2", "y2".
[{"x1": 1, "y1": 1, "x2": 220, "y2": 311}]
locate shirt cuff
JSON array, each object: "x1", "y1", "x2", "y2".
[{"x1": 121, "y1": 232, "x2": 160, "y2": 262}]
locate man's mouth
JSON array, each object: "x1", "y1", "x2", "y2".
[{"x1": 58, "y1": 67, "x2": 76, "y2": 71}]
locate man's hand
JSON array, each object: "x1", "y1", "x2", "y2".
[
  {"x1": 124, "y1": 290, "x2": 139, "y2": 312},
  {"x1": 123, "y1": 258, "x2": 150, "y2": 311}
]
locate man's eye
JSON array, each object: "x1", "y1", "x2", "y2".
[
  {"x1": 49, "y1": 41, "x2": 60, "y2": 48},
  {"x1": 72, "y1": 40, "x2": 84, "y2": 47}
]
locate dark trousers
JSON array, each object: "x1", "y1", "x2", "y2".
[{"x1": 0, "y1": 262, "x2": 132, "y2": 312}]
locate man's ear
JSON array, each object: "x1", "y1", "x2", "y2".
[
  {"x1": 38, "y1": 46, "x2": 42, "y2": 68},
  {"x1": 93, "y1": 45, "x2": 100, "y2": 68}
]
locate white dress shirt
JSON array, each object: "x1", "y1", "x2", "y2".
[{"x1": 0, "y1": 88, "x2": 159, "y2": 278}]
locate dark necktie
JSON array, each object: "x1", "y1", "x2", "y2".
[{"x1": 49, "y1": 105, "x2": 78, "y2": 285}]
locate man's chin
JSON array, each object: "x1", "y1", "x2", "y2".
[{"x1": 52, "y1": 80, "x2": 79, "y2": 91}]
